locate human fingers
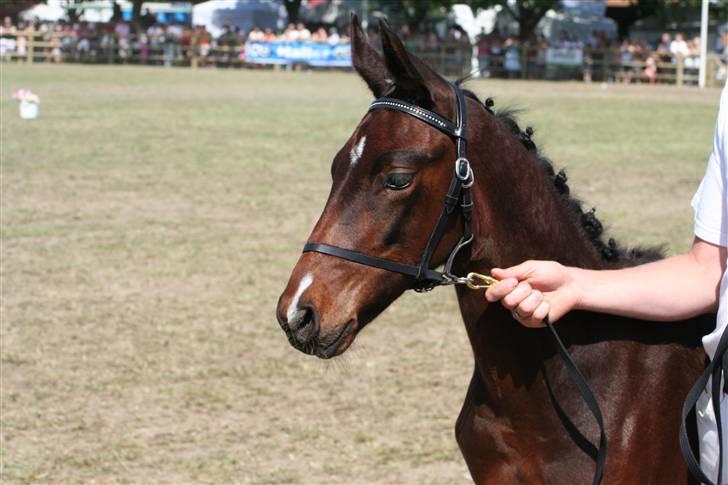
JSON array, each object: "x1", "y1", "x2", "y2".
[
  {"x1": 484, "y1": 277, "x2": 518, "y2": 302},
  {"x1": 491, "y1": 261, "x2": 536, "y2": 282},
  {"x1": 502, "y1": 281, "x2": 533, "y2": 311},
  {"x1": 517, "y1": 300, "x2": 550, "y2": 328},
  {"x1": 515, "y1": 290, "x2": 542, "y2": 317}
]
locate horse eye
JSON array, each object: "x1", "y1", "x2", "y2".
[{"x1": 384, "y1": 172, "x2": 414, "y2": 190}]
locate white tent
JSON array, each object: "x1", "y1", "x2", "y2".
[
  {"x1": 20, "y1": 0, "x2": 67, "y2": 22},
  {"x1": 192, "y1": 0, "x2": 285, "y2": 38},
  {"x1": 538, "y1": 9, "x2": 617, "y2": 44},
  {"x1": 452, "y1": 3, "x2": 500, "y2": 42}
]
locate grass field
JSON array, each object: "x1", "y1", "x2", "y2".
[{"x1": 0, "y1": 64, "x2": 721, "y2": 484}]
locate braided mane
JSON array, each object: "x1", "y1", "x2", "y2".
[{"x1": 461, "y1": 90, "x2": 663, "y2": 267}]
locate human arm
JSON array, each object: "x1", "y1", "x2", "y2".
[{"x1": 485, "y1": 237, "x2": 726, "y2": 328}]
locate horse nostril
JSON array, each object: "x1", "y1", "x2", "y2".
[
  {"x1": 289, "y1": 307, "x2": 319, "y2": 344},
  {"x1": 289, "y1": 307, "x2": 312, "y2": 331}
]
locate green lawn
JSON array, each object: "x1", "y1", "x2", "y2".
[{"x1": 0, "y1": 64, "x2": 721, "y2": 483}]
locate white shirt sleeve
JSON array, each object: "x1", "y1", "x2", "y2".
[{"x1": 692, "y1": 81, "x2": 728, "y2": 248}]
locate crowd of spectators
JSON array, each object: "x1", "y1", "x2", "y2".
[
  {"x1": 0, "y1": 12, "x2": 724, "y2": 84},
  {"x1": 0, "y1": 14, "x2": 352, "y2": 66},
  {"x1": 473, "y1": 28, "x2": 712, "y2": 83}
]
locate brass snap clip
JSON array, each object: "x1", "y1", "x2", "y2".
[{"x1": 465, "y1": 272, "x2": 498, "y2": 290}]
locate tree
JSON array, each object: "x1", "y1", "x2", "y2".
[
  {"x1": 605, "y1": 0, "x2": 660, "y2": 40},
  {"x1": 60, "y1": 0, "x2": 208, "y2": 24},
  {"x1": 605, "y1": 0, "x2": 725, "y2": 40},
  {"x1": 466, "y1": 0, "x2": 559, "y2": 40},
  {"x1": 369, "y1": 0, "x2": 559, "y2": 40},
  {"x1": 283, "y1": 0, "x2": 302, "y2": 24},
  {"x1": 367, "y1": 0, "x2": 456, "y2": 29}
]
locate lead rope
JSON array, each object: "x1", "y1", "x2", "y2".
[
  {"x1": 465, "y1": 275, "x2": 607, "y2": 485},
  {"x1": 543, "y1": 314, "x2": 607, "y2": 485}
]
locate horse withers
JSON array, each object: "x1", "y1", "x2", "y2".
[{"x1": 276, "y1": 15, "x2": 710, "y2": 484}]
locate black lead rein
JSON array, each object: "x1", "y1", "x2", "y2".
[{"x1": 303, "y1": 82, "x2": 607, "y2": 484}]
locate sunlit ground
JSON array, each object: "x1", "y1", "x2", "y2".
[{"x1": 0, "y1": 64, "x2": 719, "y2": 483}]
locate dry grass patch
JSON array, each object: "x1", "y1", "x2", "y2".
[{"x1": 0, "y1": 64, "x2": 720, "y2": 483}]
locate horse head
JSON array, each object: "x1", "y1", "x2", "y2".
[
  {"x1": 274, "y1": 19, "x2": 709, "y2": 483},
  {"x1": 276, "y1": 15, "x2": 474, "y2": 358}
]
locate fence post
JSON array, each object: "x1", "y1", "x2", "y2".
[
  {"x1": 520, "y1": 49, "x2": 528, "y2": 79},
  {"x1": 107, "y1": 35, "x2": 115, "y2": 64},
  {"x1": 27, "y1": 31, "x2": 34, "y2": 63},
  {"x1": 676, "y1": 55, "x2": 684, "y2": 87},
  {"x1": 602, "y1": 48, "x2": 609, "y2": 82},
  {"x1": 190, "y1": 31, "x2": 198, "y2": 69},
  {"x1": 706, "y1": 52, "x2": 716, "y2": 87}
]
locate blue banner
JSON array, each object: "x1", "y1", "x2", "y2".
[{"x1": 245, "y1": 41, "x2": 352, "y2": 67}]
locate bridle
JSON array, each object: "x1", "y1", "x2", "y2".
[
  {"x1": 303, "y1": 81, "x2": 489, "y2": 292},
  {"x1": 301, "y1": 81, "x2": 607, "y2": 485}
]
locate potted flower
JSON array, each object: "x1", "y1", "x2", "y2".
[{"x1": 13, "y1": 89, "x2": 40, "y2": 119}]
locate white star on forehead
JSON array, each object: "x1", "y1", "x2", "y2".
[{"x1": 350, "y1": 136, "x2": 366, "y2": 166}]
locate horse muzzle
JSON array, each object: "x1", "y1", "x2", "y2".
[{"x1": 276, "y1": 295, "x2": 357, "y2": 359}]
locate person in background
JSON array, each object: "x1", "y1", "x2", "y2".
[
  {"x1": 311, "y1": 26, "x2": 327, "y2": 43},
  {"x1": 147, "y1": 21, "x2": 164, "y2": 63},
  {"x1": 196, "y1": 25, "x2": 210, "y2": 66},
  {"x1": 263, "y1": 27, "x2": 276, "y2": 42},
  {"x1": 327, "y1": 27, "x2": 340, "y2": 46},
  {"x1": 296, "y1": 22, "x2": 311, "y2": 41},
  {"x1": 247, "y1": 26, "x2": 264, "y2": 42},
  {"x1": 284, "y1": 23, "x2": 298, "y2": 41},
  {"x1": 656, "y1": 32, "x2": 672, "y2": 63},
  {"x1": 643, "y1": 55, "x2": 658, "y2": 84},
  {"x1": 485, "y1": 82, "x2": 727, "y2": 483},
  {"x1": 0, "y1": 16, "x2": 17, "y2": 61},
  {"x1": 670, "y1": 32, "x2": 690, "y2": 62},
  {"x1": 503, "y1": 35, "x2": 521, "y2": 79},
  {"x1": 140, "y1": 9, "x2": 156, "y2": 30}
]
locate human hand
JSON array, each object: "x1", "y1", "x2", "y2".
[{"x1": 484, "y1": 260, "x2": 579, "y2": 328}]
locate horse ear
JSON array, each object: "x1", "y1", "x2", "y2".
[
  {"x1": 378, "y1": 19, "x2": 455, "y2": 117},
  {"x1": 350, "y1": 13, "x2": 391, "y2": 98},
  {"x1": 377, "y1": 18, "x2": 432, "y2": 107}
]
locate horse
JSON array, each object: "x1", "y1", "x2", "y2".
[{"x1": 276, "y1": 15, "x2": 710, "y2": 484}]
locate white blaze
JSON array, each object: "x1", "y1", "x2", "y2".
[
  {"x1": 350, "y1": 136, "x2": 366, "y2": 166},
  {"x1": 287, "y1": 273, "x2": 313, "y2": 322}
]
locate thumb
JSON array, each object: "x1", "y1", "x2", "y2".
[{"x1": 492, "y1": 261, "x2": 536, "y2": 282}]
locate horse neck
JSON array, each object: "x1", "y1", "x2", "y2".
[
  {"x1": 464, "y1": 109, "x2": 604, "y2": 274},
  {"x1": 452, "y1": 108, "x2": 604, "y2": 394}
]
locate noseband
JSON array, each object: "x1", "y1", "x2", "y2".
[{"x1": 303, "y1": 82, "x2": 479, "y2": 292}]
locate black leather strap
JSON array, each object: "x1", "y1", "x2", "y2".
[
  {"x1": 544, "y1": 316, "x2": 607, "y2": 485},
  {"x1": 303, "y1": 243, "x2": 447, "y2": 285},
  {"x1": 680, "y1": 324, "x2": 728, "y2": 485},
  {"x1": 415, "y1": 175, "x2": 463, "y2": 280}
]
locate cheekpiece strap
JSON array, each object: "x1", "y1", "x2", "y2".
[{"x1": 369, "y1": 98, "x2": 458, "y2": 138}]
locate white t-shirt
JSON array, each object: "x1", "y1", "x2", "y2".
[
  {"x1": 692, "y1": 80, "x2": 728, "y2": 483},
  {"x1": 692, "y1": 81, "x2": 728, "y2": 358}
]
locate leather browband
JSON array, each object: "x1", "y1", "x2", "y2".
[{"x1": 368, "y1": 98, "x2": 458, "y2": 138}]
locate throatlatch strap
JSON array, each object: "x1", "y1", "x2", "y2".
[
  {"x1": 680, "y1": 324, "x2": 728, "y2": 485},
  {"x1": 544, "y1": 316, "x2": 607, "y2": 485}
]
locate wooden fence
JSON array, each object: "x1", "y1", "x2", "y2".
[{"x1": 1, "y1": 31, "x2": 725, "y2": 87}]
